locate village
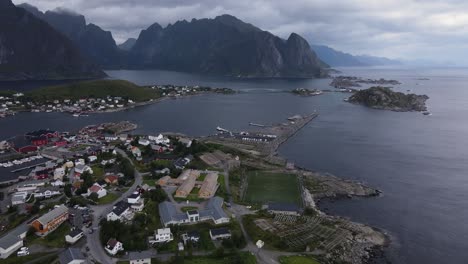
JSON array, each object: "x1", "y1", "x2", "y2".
[
  {"x1": 0, "y1": 115, "x2": 386, "y2": 264},
  {"x1": 0, "y1": 84, "x2": 235, "y2": 118}
]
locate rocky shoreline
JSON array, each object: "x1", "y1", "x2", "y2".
[{"x1": 348, "y1": 86, "x2": 429, "y2": 112}]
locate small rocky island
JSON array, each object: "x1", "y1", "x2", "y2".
[
  {"x1": 348, "y1": 86, "x2": 429, "y2": 112},
  {"x1": 291, "y1": 88, "x2": 323, "y2": 96},
  {"x1": 331, "y1": 76, "x2": 401, "y2": 89}
]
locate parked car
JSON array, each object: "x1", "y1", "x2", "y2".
[{"x1": 17, "y1": 250, "x2": 29, "y2": 257}]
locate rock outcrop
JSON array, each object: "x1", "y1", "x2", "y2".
[{"x1": 348, "y1": 86, "x2": 429, "y2": 112}]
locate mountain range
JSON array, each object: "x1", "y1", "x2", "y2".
[
  {"x1": 0, "y1": 1, "x2": 104, "y2": 80},
  {"x1": 2, "y1": 1, "x2": 400, "y2": 81},
  {"x1": 311, "y1": 45, "x2": 401, "y2": 67}
]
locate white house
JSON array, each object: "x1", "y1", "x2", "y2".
[
  {"x1": 88, "y1": 156, "x2": 98, "y2": 163},
  {"x1": 54, "y1": 167, "x2": 66, "y2": 180},
  {"x1": 131, "y1": 146, "x2": 141, "y2": 159},
  {"x1": 151, "y1": 228, "x2": 174, "y2": 244},
  {"x1": 209, "y1": 228, "x2": 231, "y2": 240},
  {"x1": 129, "y1": 252, "x2": 152, "y2": 264},
  {"x1": 104, "y1": 134, "x2": 118, "y2": 142},
  {"x1": 51, "y1": 179, "x2": 65, "y2": 187},
  {"x1": 149, "y1": 134, "x2": 170, "y2": 145},
  {"x1": 65, "y1": 229, "x2": 84, "y2": 244},
  {"x1": 86, "y1": 183, "x2": 107, "y2": 199},
  {"x1": 138, "y1": 139, "x2": 150, "y2": 146},
  {"x1": 11, "y1": 192, "x2": 28, "y2": 206},
  {"x1": 107, "y1": 201, "x2": 132, "y2": 222},
  {"x1": 105, "y1": 238, "x2": 123, "y2": 255},
  {"x1": 74, "y1": 164, "x2": 93, "y2": 176},
  {"x1": 127, "y1": 192, "x2": 141, "y2": 204}
]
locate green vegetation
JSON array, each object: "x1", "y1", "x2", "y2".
[
  {"x1": 97, "y1": 192, "x2": 119, "y2": 205},
  {"x1": 179, "y1": 252, "x2": 256, "y2": 264},
  {"x1": 143, "y1": 175, "x2": 157, "y2": 186},
  {"x1": 29, "y1": 222, "x2": 71, "y2": 248},
  {"x1": 243, "y1": 172, "x2": 301, "y2": 205},
  {"x1": 279, "y1": 256, "x2": 320, "y2": 264},
  {"x1": 243, "y1": 214, "x2": 285, "y2": 250},
  {"x1": 27, "y1": 80, "x2": 161, "y2": 102},
  {"x1": 181, "y1": 206, "x2": 199, "y2": 212}
]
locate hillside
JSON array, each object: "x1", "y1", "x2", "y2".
[
  {"x1": 0, "y1": 0, "x2": 104, "y2": 80},
  {"x1": 19, "y1": 3, "x2": 124, "y2": 68},
  {"x1": 27, "y1": 80, "x2": 160, "y2": 102},
  {"x1": 128, "y1": 15, "x2": 328, "y2": 78}
]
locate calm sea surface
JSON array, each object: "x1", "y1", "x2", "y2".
[{"x1": 1, "y1": 67, "x2": 468, "y2": 263}]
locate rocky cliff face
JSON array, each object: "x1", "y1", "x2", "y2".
[
  {"x1": 19, "y1": 4, "x2": 124, "y2": 68},
  {"x1": 348, "y1": 87, "x2": 429, "y2": 112},
  {"x1": 129, "y1": 15, "x2": 328, "y2": 78},
  {"x1": 118, "y1": 38, "x2": 137, "y2": 51},
  {"x1": 0, "y1": 0, "x2": 104, "y2": 80}
]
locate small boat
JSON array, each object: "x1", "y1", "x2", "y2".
[
  {"x1": 423, "y1": 111, "x2": 432, "y2": 116},
  {"x1": 72, "y1": 113, "x2": 80, "y2": 117},
  {"x1": 216, "y1": 126, "x2": 229, "y2": 133}
]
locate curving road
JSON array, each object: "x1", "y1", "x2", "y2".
[{"x1": 84, "y1": 148, "x2": 144, "y2": 264}]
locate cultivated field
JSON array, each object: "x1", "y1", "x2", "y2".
[{"x1": 243, "y1": 171, "x2": 301, "y2": 205}]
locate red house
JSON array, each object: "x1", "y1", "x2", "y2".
[
  {"x1": 55, "y1": 141, "x2": 67, "y2": 147},
  {"x1": 8, "y1": 135, "x2": 38, "y2": 153},
  {"x1": 31, "y1": 136, "x2": 48, "y2": 146}
]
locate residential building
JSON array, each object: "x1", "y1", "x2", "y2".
[
  {"x1": 127, "y1": 192, "x2": 141, "y2": 204},
  {"x1": 107, "y1": 201, "x2": 132, "y2": 221},
  {"x1": 87, "y1": 183, "x2": 107, "y2": 199},
  {"x1": 152, "y1": 228, "x2": 174, "y2": 243},
  {"x1": 74, "y1": 164, "x2": 93, "y2": 177},
  {"x1": 105, "y1": 238, "x2": 123, "y2": 255},
  {"x1": 138, "y1": 139, "x2": 150, "y2": 146},
  {"x1": 104, "y1": 175, "x2": 119, "y2": 185},
  {"x1": 54, "y1": 167, "x2": 66, "y2": 180},
  {"x1": 59, "y1": 248, "x2": 86, "y2": 264},
  {"x1": 8, "y1": 135, "x2": 38, "y2": 153},
  {"x1": 131, "y1": 146, "x2": 142, "y2": 160},
  {"x1": 129, "y1": 251, "x2": 152, "y2": 264},
  {"x1": 11, "y1": 192, "x2": 28, "y2": 206},
  {"x1": 31, "y1": 205, "x2": 69, "y2": 236},
  {"x1": 209, "y1": 228, "x2": 231, "y2": 240},
  {"x1": 182, "y1": 230, "x2": 201, "y2": 244},
  {"x1": 65, "y1": 229, "x2": 84, "y2": 244}
]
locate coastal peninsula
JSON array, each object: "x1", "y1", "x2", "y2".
[{"x1": 347, "y1": 86, "x2": 429, "y2": 112}]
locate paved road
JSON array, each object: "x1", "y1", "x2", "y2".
[{"x1": 85, "y1": 148, "x2": 144, "y2": 264}]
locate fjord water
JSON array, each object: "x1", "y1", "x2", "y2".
[{"x1": 1, "y1": 67, "x2": 468, "y2": 263}]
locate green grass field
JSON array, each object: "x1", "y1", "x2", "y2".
[
  {"x1": 27, "y1": 80, "x2": 160, "y2": 102},
  {"x1": 243, "y1": 172, "x2": 301, "y2": 205},
  {"x1": 279, "y1": 256, "x2": 320, "y2": 264}
]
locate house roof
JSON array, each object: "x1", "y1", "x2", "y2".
[
  {"x1": 35, "y1": 205, "x2": 68, "y2": 226},
  {"x1": 89, "y1": 184, "x2": 102, "y2": 193},
  {"x1": 128, "y1": 192, "x2": 140, "y2": 199},
  {"x1": 59, "y1": 248, "x2": 84, "y2": 264},
  {"x1": 107, "y1": 238, "x2": 120, "y2": 249},
  {"x1": 187, "y1": 230, "x2": 200, "y2": 239},
  {"x1": 112, "y1": 201, "x2": 130, "y2": 216},
  {"x1": 210, "y1": 227, "x2": 231, "y2": 237},
  {"x1": 68, "y1": 228, "x2": 83, "y2": 238},
  {"x1": 8, "y1": 135, "x2": 33, "y2": 149},
  {"x1": 105, "y1": 175, "x2": 119, "y2": 182},
  {"x1": 0, "y1": 233, "x2": 21, "y2": 250},
  {"x1": 129, "y1": 251, "x2": 153, "y2": 260},
  {"x1": 199, "y1": 196, "x2": 228, "y2": 221},
  {"x1": 159, "y1": 201, "x2": 187, "y2": 225}
]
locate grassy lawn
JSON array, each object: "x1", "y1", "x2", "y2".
[
  {"x1": 181, "y1": 206, "x2": 198, "y2": 212},
  {"x1": 29, "y1": 222, "x2": 71, "y2": 248},
  {"x1": 97, "y1": 192, "x2": 119, "y2": 205},
  {"x1": 216, "y1": 174, "x2": 229, "y2": 200},
  {"x1": 243, "y1": 172, "x2": 301, "y2": 205},
  {"x1": 279, "y1": 256, "x2": 320, "y2": 264},
  {"x1": 92, "y1": 165, "x2": 104, "y2": 179},
  {"x1": 142, "y1": 175, "x2": 157, "y2": 186}
]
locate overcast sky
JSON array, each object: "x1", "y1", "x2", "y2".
[{"x1": 12, "y1": 0, "x2": 468, "y2": 64}]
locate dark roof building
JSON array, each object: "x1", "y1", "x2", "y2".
[{"x1": 58, "y1": 248, "x2": 85, "y2": 264}]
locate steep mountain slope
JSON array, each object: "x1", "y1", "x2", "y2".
[
  {"x1": 129, "y1": 15, "x2": 328, "y2": 78},
  {"x1": 118, "y1": 38, "x2": 137, "y2": 51},
  {"x1": 19, "y1": 4, "x2": 124, "y2": 68},
  {"x1": 0, "y1": 0, "x2": 104, "y2": 80}
]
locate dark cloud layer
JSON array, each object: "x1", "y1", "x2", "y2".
[{"x1": 12, "y1": 0, "x2": 468, "y2": 64}]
